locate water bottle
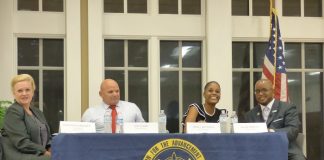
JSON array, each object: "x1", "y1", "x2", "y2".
[
  {"x1": 116, "y1": 113, "x2": 124, "y2": 133},
  {"x1": 103, "y1": 110, "x2": 112, "y2": 133},
  {"x1": 230, "y1": 111, "x2": 238, "y2": 133},
  {"x1": 219, "y1": 110, "x2": 227, "y2": 133},
  {"x1": 158, "y1": 110, "x2": 167, "y2": 133}
]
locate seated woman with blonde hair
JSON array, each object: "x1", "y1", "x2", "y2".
[
  {"x1": 1, "y1": 74, "x2": 51, "y2": 160},
  {"x1": 182, "y1": 81, "x2": 226, "y2": 133}
]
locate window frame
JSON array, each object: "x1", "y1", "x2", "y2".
[
  {"x1": 158, "y1": 0, "x2": 202, "y2": 15},
  {"x1": 16, "y1": 36, "x2": 66, "y2": 133},
  {"x1": 103, "y1": 38, "x2": 150, "y2": 120},
  {"x1": 16, "y1": 0, "x2": 65, "y2": 12},
  {"x1": 159, "y1": 39, "x2": 204, "y2": 133},
  {"x1": 231, "y1": 0, "x2": 323, "y2": 17},
  {"x1": 103, "y1": 0, "x2": 148, "y2": 14}
]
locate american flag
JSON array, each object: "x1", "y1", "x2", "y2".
[{"x1": 261, "y1": 8, "x2": 288, "y2": 102}]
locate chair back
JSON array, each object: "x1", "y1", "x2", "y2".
[
  {"x1": 0, "y1": 135, "x2": 3, "y2": 160},
  {"x1": 296, "y1": 133, "x2": 307, "y2": 158},
  {"x1": 296, "y1": 133, "x2": 304, "y2": 149}
]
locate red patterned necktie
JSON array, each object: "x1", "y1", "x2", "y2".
[{"x1": 110, "y1": 105, "x2": 117, "y2": 133}]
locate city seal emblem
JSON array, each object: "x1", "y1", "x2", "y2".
[{"x1": 143, "y1": 138, "x2": 205, "y2": 160}]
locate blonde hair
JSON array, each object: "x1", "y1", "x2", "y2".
[{"x1": 11, "y1": 74, "x2": 36, "y2": 93}]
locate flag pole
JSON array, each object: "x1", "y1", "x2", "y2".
[{"x1": 270, "y1": 0, "x2": 277, "y2": 90}]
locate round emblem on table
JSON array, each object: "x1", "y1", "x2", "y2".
[{"x1": 143, "y1": 138, "x2": 205, "y2": 160}]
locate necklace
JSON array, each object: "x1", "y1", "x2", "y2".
[{"x1": 203, "y1": 104, "x2": 215, "y2": 116}]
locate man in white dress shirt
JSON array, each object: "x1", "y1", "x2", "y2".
[{"x1": 82, "y1": 79, "x2": 145, "y2": 133}]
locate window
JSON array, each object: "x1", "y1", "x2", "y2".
[
  {"x1": 283, "y1": 0, "x2": 301, "y2": 16},
  {"x1": 305, "y1": 0, "x2": 322, "y2": 17},
  {"x1": 305, "y1": 72, "x2": 324, "y2": 160},
  {"x1": 18, "y1": 0, "x2": 38, "y2": 11},
  {"x1": 17, "y1": 38, "x2": 65, "y2": 133},
  {"x1": 252, "y1": 0, "x2": 269, "y2": 16},
  {"x1": 18, "y1": 0, "x2": 64, "y2": 12},
  {"x1": 232, "y1": 42, "x2": 249, "y2": 68},
  {"x1": 232, "y1": 41, "x2": 324, "y2": 160},
  {"x1": 43, "y1": 0, "x2": 64, "y2": 12},
  {"x1": 305, "y1": 43, "x2": 323, "y2": 68},
  {"x1": 104, "y1": 0, "x2": 123, "y2": 13},
  {"x1": 232, "y1": 0, "x2": 249, "y2": 16},
  {"x1": 160, "y1": 40, "x2": 202, "y2": 133},
  {"x1": 232, "y1": 0, "x2": 323, "y2": 17},
  {"x1": 104, "y1": 39, "x2": 149, "y2": 121},
  {"x1": 182, "y1": 0, "x2": 201, "y2": 15},
  {"x1": 232, "y1": 0, "x2": 269, "y2": 16},
  {"x1": 128, "y1": 0, "x2": 147, "y2": 13},
  {"x1": 104, "y1": 0, "x2": 147, "y2": 13},
  {"x1": 281, "y1": 0, "x2": 323, "y2": 17},
  {"x1": 232, "y1": 42, "x2": 250, "y2": 115},
  {"x1": 304, "y1": 43, "x2": 324, "y2": 160},
  {"x1": 159, "y1": 0, "x2": 201, "y2": 15},
  {"x1": 159, "y1": 0, "x2": 177, "y2": 14}
]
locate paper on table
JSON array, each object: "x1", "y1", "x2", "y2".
[
  {"x1": 59, "y1": 121, "x2": 96, "y2": 133},
  {"x1": 123, "y1": 122, "x2": 158, "y2": 133},
  {"x1": 186, "y1": 122, "x2": 221, "y2": 134},
  {"x1": 233, "y1": 123, "x2": 268, "y2": 133}
]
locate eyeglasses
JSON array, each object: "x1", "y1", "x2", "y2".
[{"x1": 254, "y1": 88, "x2": 270, "y2": 94}]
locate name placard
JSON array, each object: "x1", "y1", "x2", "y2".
[
  {"x1": 123, "y1": 122, "x2": 158, "y2": 133},
  {"x1": 59, "y1": 121, "x2": 96, "y2": 133},
  {"x1": 186, "y1": 122, "x2": 221, "y2": 134},
  {"x1": 233, "y1": 123, "x2": 268, "y2": 133}
]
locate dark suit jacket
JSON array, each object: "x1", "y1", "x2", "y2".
[
  {"x1": 1, "y1": 102, "x2": 51, "y2": 160},
  {"x1": 244, "y1": 100, "x2": 304, "y2": 157}
]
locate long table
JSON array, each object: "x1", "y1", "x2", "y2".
[{"x1": 52, "y1": 132, "x2": 288, "y2": 160}]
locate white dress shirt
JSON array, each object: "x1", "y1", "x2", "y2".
[
  {"x1": 260, "y1": 99, "x2": 275, "y2": 121},
  {"x1": 82, "y1": 100, "x2": 145, "y2": 133}
]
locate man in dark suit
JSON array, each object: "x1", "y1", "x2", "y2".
[{"x1": 244, "y1": 79, "x2": 306, "y2": 160}]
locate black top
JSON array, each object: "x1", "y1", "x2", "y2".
[{"x1": 182, "y1": 103, "x2": 225, "y2": 132}]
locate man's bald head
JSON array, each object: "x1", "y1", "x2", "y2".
[{"x1": 99, "y1": 79, "x2": 120, "y2": 105}]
